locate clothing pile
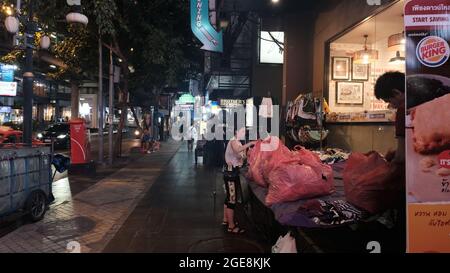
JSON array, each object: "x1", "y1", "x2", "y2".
[
  {"x1": 247, "y1": 138, "x2": 335, "y2": 205},
  {"x1": 310, "y1": 200, "x2": 362, "y2": 226},
  {"x1": 315, "y1": 148, "x2": 350, "y2": 165},
  {"x1": 276, "y1": 198, "x2": 362, "y2": 228},
  {"x1": 287, "y1": 126, "x2": 329, "y2": 144}
]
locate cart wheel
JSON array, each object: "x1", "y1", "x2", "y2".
[{"x1": 26, "y1": 191, "x2": 47, "y2": 222}]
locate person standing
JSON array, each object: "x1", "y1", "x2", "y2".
[
  {"x1": 374, "y1": 71, "x2": 406, "y2": 250},
  {"x1": 141, "y1": 113, "x2": 153, "y2": 153},
  {"x1": 222, "y1": 127, "x2": 255, "y2": 234},
  {"x1": 374, "y1": 71, "x2": 405, "y2": 164},
  {"x1": 186, "y1": 124, "x2": 197, "y2": 151}
]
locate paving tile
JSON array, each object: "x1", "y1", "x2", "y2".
[{"x1": 0, "y1": 140, "x2": 181, "y2": 253}]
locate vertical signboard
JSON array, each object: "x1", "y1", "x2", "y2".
[
  {"x1": 190, "y1": 0, "x2": 223, "y2": 52},
  {"x1": 405, "y1": 0, "x2": 450, "y2": 253}
]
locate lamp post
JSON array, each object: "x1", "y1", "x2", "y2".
[
  {"x1": 22, "y1": 0, "x2": 35, "y2": 145},
  {"x1": 4, "y1": 0, "x2": 88, "y2": 146}
]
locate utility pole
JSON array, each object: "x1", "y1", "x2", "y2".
[
  {"x1": 22, "y1": 0, "x2": 35, "y2": 146},
  {"x1": 13, "y1": 0, "x2": 21, "y2": 46},
  {"x1": 108, "y1": 48, "x2": 114, "y2": 165},
  {"x1": 98, "y1": 36, "x2": 104, "y2": 164}
]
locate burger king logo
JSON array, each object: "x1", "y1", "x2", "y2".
[{"x1": 416, "y1": 36, "x2": 450, "y2": 67}]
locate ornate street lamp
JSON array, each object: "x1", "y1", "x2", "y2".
[{"x1": 66, "y1": 0, "x2": 88, "y2": 25}]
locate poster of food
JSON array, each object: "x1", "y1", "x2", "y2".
[
  {"x1": 405, "y1": 0, "x2": 450, "y2": 253},
  {"x1": 336, "y1": 82, "x2": 364, "y2": 104}
]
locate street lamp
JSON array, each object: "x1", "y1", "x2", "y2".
[
  {"x1": 66, "y1": 0, "x2": 88, "y2": 25},
  {"x1": 3, "y1": 0, "x2": 87, "y2": 146}
]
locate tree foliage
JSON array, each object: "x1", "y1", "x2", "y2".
[{"x1": 1, "y1": 0, "x2": 202, "y2": 157}]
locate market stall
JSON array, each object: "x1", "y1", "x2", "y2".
[{"x1": 243, "y1": 135, "x2": 402, "y2": 252}]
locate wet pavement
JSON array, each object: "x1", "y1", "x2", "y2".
[
  {"x1": 0, "y1": 139, "x2": 268, "y2": 253},
  {"x1": 0, "y1": 137, "x2": 140, "y2": 238},
  {"x1": 104, "y1": 144, "x2": 268, "y2": 253},
  {"x1": 0, "y1": 140, "x2": 181, "y2": 253}
]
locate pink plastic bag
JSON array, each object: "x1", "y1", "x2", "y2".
[
  {"x1": 266, "y1": 160, "x2": 335, "y2": 205},
  {"x1": 247, "y1": 137, "x2": 289, "y2": 187},
  {"x1": 343, "y1": 152, "x2": 404, "y2": 214}
]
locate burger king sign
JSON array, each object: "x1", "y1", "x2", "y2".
[{"x1": 416, "y1": 36, "x2": 450, "y2": 67}]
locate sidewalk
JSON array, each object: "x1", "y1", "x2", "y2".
[
  {"x1": 104, "y1": 144, "x2": 268, "y2": 253},
  {"x1": 0, "y1": 140, "x2": 181, "y2": 253}
]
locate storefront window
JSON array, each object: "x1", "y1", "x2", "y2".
[
  {"x1": 44, "y1": 106, "x2": 55, "y2": 121},
  {"x1": 61, "y1": 107, "x2": 71, "y2": 122},
  {"x1": 33, "y1": 81, "x2": 49, "y2": 97},
  {"x1": 327, "y1": 0, "x2": 405, "y2": 122}
]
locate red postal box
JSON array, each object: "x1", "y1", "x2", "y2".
[{"x1": 69, "y1": 118, "x2": 91, "y2": 165}]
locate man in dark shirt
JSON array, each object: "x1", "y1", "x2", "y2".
[
  {"x1": 374, "y1": 71, "x2": 405, "y2": 163},
  {"x1": 374, "y1": 71, "x2": 406, "y2": 252}
]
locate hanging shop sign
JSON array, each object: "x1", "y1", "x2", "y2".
[
  {"x1": 190, "y1": 0, "x2": 223, "y2": 53},
  {"x1": 219, "y1": 99, "x2": 245, "y2": 108},
  {"x1": 405, "y1": 0, "x2": 450, "y2": 253}
]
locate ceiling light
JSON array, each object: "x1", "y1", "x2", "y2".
[
  {"x1": 353, "y1": 35, "x2": 378, "y2": 64},
  {"x1": 389, "y1": 51, "x2": 405, "y2": 65},
  {"x1": 271, "y1": 0, "x2": 280, "y2": 4},
  {"x1": 388, "y1": 32, "x2": 406, "y2": 52}
]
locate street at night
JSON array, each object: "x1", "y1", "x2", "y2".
[{"x1": 0, "y1": 0, "x2": 450, "y2": 266}]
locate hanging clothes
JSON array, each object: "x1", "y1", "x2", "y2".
[{"x1": 297, "y1": 97, "x2": 316, "y2": 120}]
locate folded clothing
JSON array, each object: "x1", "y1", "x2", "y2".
[{"x1": 276, "y1": 199, "x2": 362, "y2": 228}]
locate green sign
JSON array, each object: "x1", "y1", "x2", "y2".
[{"x1": 177, "y1": 94, "x2": 195, "y2": 104}]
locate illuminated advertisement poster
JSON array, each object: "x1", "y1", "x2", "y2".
[
  {"x1": 0, "y1": 64, "x2": 17, "y2": 96},
  {"x1": 405, "y1": 0, "x2": 450, "y2": 253}
]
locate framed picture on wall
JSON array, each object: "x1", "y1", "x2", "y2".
[
  {"x1": 336, "y1": 81, "x2": 364, "y2": 105},
  {"x1": 352, "y1": 61, "x2": 370, "y2": 81},
  {"x1": 332, "y1": 57, "x2": 350, "y2": 80}
]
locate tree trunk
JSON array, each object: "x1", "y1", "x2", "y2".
[
  {"x1": 70, "y1": 80, "x2": 80, "y2": 120},
  {"x1": 113, "y1": 63, "x2": 129, "y2": 158}
]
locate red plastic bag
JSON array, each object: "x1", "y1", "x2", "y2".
[
  {"x1": 266, "y1": 160, "x2": 335, "y2": 205},
  {"x1": 291, "y1": 146, "x2": 323, "y2": 167},
  {"x1": 247, "y1": 137, "x2": 289, "y2": 187},
  {"x1": 343, "y1": 152, "x2": 404, "y2": 214},
  {"x1": 262, "y1": 138, "x2": 293, "y2": 181}
]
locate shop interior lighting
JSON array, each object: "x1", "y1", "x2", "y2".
[
  {"x1": 353, "y1": 34, "x2": 378, "y2": 64},
  {"x1": 389, "y1": 51, "x2": 405, "y2": 64},
  {"x1": 388, "y1": 32, "x2": 406, "y2": 52},
  {"x1": 271, "y1": 0, "x2": 280, "y2": 4}
]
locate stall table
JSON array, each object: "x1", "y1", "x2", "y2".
[{"x1": 244, "y1": 161, "x2": 405, "y2": 253}]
